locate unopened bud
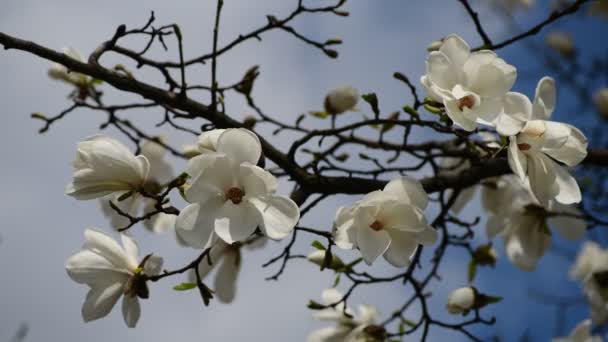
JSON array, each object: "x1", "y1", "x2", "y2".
[
  {"x1": 545, "y1": 31, "x2": 575, "y2": 58},
  {"x1": 324, "y1": 85, "x2": 359, "y2": 115},
  {"x1": 426, "y1": 39, "x2": 443, "y2": 52},
  {"x1": 594, "y1": 88, "x2": 608, "y2": 120}
]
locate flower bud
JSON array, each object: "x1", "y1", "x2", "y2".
[
  {"x1": 446, "y1": 287, "x2": 476, "y2": 314},
  {"x1": 426, "y1": 39, "x2": 443, "y2": 52},
  {"x1": 324, "y1": 85, "x2": 359, "y2": 115},
  {"x1": 473, "y1": 244, "x2": 498, "y2": 267},
  {"x1": 182, "y1": 144, "x2": 202, "y2": 159},
  {"x1": 594, "y1": 88, "x2": 608, "y2": 119},
  {"x1": 307, "y1": 250, "x2": 344, "y2": 270},
  {"x1": 545, "y1": 31, "x2": 575, "y2": 58}
]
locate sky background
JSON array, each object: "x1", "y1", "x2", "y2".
[{"x1": 0, "y1": 0, "x2": 607, "y2": 341}]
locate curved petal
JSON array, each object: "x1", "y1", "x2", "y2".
[
  {"x1": 440, "y1": 34, "x2": 470, "y2": 68},
  {"x1": 544, "y1": 124, "x2": 588, "y2": 167},
  {"x1": 249, "y1": 195, "x2": 300, "y2": 240},
  {"x1": 450, "y1": 186, "x2": 476, "y2": 214},
  {"x1": 216, "y1": 129, "x2": 262, "y2": 166},
  {"x1": 427, "y1": 51, "x2": 457, "y2": 90},
  {"x1": 238, "y1": 163, "x2": 277, "y2": 197},
  {"x1": 175, "y1": 202, "x2": 220, "y2": 249},
  {"x1": 532, "y1": 76, "x2": 555, "y2": 120},
  {"x1": 81, "y1": 281, "x2": 124, "y2": 323},
  {"x1": 214, "y1": 247, "x2": 241, "y2": 303},
  {"x1": 185, "y1": 155, "x2": 234, "y2": 204},
  {"x1": 143, "y1": 255, "x2": 163, "y2": 276},
  {"x1": 120, "y1": 234, "x2": 140, "y2": 269},
  {"x1": 507, "y1": 137, "x2": 528, "y2": 181},
  {"x1": 553, "y1": 163, "x2": 582, "y2": 204},
  {"x1": 496, "y1": 92, "x2": 532, "y2": 136},
  {"x1": 548, "y1": 205, "x2": 586, "y2": 240},
  {"x1": 527, "y1": 153, "x2": 559, "y2": 206},
  {"x1": 416, "y1": 227, "x2": 439, "y2": 245},
  {"x1": 121, "y1": 296, "x2": 140, "y2": 328},
  {"x1": 356, "y1": 225, "x2": 391, "y2": 265},
  {"x1": 83, "y1": 229, "x2": 132, "y2": 271},
  {"x1": 468, "y1": 56, "x2": 517, "y2": 98},
  {"x1": 444, "y1": 98, "x2": 478, "y2": 131},
  {"x1": 383, "y1": 230, "x2": 418, "y2": 267},
  {"x1": 66, "y1": 251, "x2": 131, "y2": 285},
  {"x1": 214, "y1": 201, "x2": 261, "y2": 244},
  {"x1": 383, "y1": 176, "x2": 428, "y2": 209}
]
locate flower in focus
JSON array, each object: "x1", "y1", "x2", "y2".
[
  {"x1": 571, "y1": 242, "x2": 608, "y2": 325},
  {"x1": 100, "y1": 138, "x2": 177, "y2": 234},
  {"x1": 324, "y1": 85, "x2": 359, "y2": 115},
  {"x1": 307, "y1": 288, "x2": 382, "y2": 342},
  {"x1": 176, "y1": 128, "x2": 300, "y2": 247},
  {"x1": 421, "y1": 34, "x2": 517, "y2": 131},
  {"x1": 333, "y1": 176, "x2": 437, "y2": 267},
  {"x1": 508, "y1": 119, "x2": 588, "y2": 206},
  {"x1": 486, "y1": 175, "x2": 586, "y2": 271},
  {"x1": 594, "y1": 87, "x2": 608, "y2": 120},
  {"x1": 552, "y1": 319, "x2": 602, "y2": 342},
  {"x1": 48, "y1": 47, "x2": 90, "y2": 87},
  {"x1": 66, "y1": 135, "x2": 150, "y2": 200},
  {"x1": 187, "y1": 237, "x2": 266, "y2": 303},
  {"x1": 446, "y1": 287, "x2": 476, "y2": 314},
  {"x1": 546, "y1": 31, "x2": 576, "y2": 58},
  {"x1": 65, "y1": 228, "x2": 163, "y2": 328}
]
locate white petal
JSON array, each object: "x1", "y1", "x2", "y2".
[
  {"x1": 427, "y1": 51, "x2": 457, "y2": 90},
  {"x1": 444, "y1": 98, "x2": 478, "y2": 131},
  {"x1": 417, "y1": 226, "x2": 439, "y2": 245},
  {"x1": 214, "y1": 201, "x2": 261, "y2": 244},
  {"x1": 532, "y1": 76, "x2": 555, "y2": 120},
  {"x1": 81, "y1": 281, "x2": 124, "y2": 322},
  {"x1": 356, "y1": 225, "x2": 391, "y2": 265},
  {"x1": 527, "y1": 153, "x2": 559, "y2": 206},
  {"x1": 507, "y1": 137, "x2": 528, "y2": 181},
  {"x1": 383, "y1": 230, "x2": 418, "y2": 267},
  {"x1": 214, "y1": 247, "x2": 240, "y2": 303},
  {"x1": 440, "y1": 34, "x2": 470, "y2": 68},
  {"x1": 547, "y1": 204, "x2": 585, "y2": 240},
  {"x1": 83, "y1": 229, "x2": 133, "y2": 271},
  {"x1": 238, "y1": 163, "x2": 278, "y2": 196},
  {"x1": 450, "y1": 186, "x2": 476, "y2": 214},
  {"x1": 121, "y1": 234, "x2": 140, "y2": 269},
  {"x1": 175, "y1": 202, "x2": 220, "y2": 249},
  {"x1": 496, "y1": 92, "x2": 532, "y2": 136},
  {"x1": 143, "y1": 255, "x2": 163, "y2": 276},
  {"x1": 382, "y1": 176, "x2": 428, "y2": 209},
  {"x1": 544, "y1": 124, "x2": 588, "y2": 167},
  {"x1": 66, "y1": 251, "x2": 130, "y2": 285},
  {"x1": 185, "y1": 155, "x2": 234, "y2": 204},
  {"x1": 216, "y1": 128, "x2": 262, "y2": 166},
  {"x1": 121, "y1": 296, "x2": 141, "y2": 328},
  {"x1": 198, "y1": 129, "x2": 226, "y2": 152},
  {"x1": 249, "y1": 195, "x2": 299, "y2": 240},
  {"x1": 553, "y1": 163, "x2": 582, "y2": 204}
]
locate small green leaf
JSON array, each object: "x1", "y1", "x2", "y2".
[
  {"x1": 333, "y1": 274, "x2": 341, "y2": 287},
  {"x1": 403, "y1": 105, "x2": 419, "y2": 118},
  {"x1": 467, "y1": 260, "x2": 477, "y2": 283},
  {"x1": 311, "y1": 240, "x2": 326, "y2": 250},
  {"x1": 90, "y1": 78, "x2": 104, "y2": 85},
  {"x1": 483, "y1": 295, "x2": 503, "y2": 304},
  {"x1": 423, "y1": 103, "x2": 443, "y2": 115},
  {"x1": 361, "y1": 93, "x2": 380, "y2": 116},
  {"x1": 381, "y1": 111, "x2": 400, "y2": 133},
  {"x1": 307, "y1": 300, "x2": 325, "y2": 310},
  {"x1": 173, "y1": 282, "x2": 197, "y2": 291},
  {"x1": 309, "y1": 111, "x2": 330, "y2": 119}
]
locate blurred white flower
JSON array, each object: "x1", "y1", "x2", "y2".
[
  {"x1": 307, "y1": 288, "x2": 381, "y2": 342},
  {"x1": 324, "y1": 85, "x2": 359, "y2": 115},
  {"x1": 446, "y1": 287, "x2": 476, "y2": 314},
  {"x1": 307, "y1": 249, "x2": 345, "y2": 270},
  {"x1": 48, "y1": 47, "x2": 90, "y2": 87},
  {"x1": 65, "y1": 228, "x2": 163, "y2": 328},
  {"x1": 552, "y1": 319, "x2": 602, "y2": 342},
  {"x1": 487, "y1": 175, "x2": 586, "y2": 271},
  {"x1": 508, "y1": 119, "x2": 588, "y2": 206},
  {"x1": 546, "y1": 31, "x2": 576, "y2": 58},
  {"x1": 333, "y1": 176, "x2": 437, "y2": 267},
  {"x1": 593, "y1": 88, "x2": 608, "y2": 120},
  {"x1": 492, "y1": 0, "x2": 534, "y2": 13},
  {"x1": 571, "y1": 242, "x2": 608, "y2": 325},
  {"x1": 589, "y1": 0, "x2": 608, "y2": 18},
  {"x1": 100, "y1": 138, "x2": 176, "y2": 234},
  {"x1": 176, "y1": 128, "x2": 300, "y2": 247},
  {"x1": 66, "y1": 135, "x2": 149, "y2": 200},
  {"x1": 421, "y1": 34, "x2": 517, "y2": 131}
]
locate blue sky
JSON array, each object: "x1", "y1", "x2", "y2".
[{"x1": 0, "y1": 0, "x2": 606, "y2": 341}]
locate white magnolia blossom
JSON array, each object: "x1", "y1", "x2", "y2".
[
  {"x1": 421, "y1": 34, "x2": 517, "y2": 131},
  {"x1": 176, "y1": 128, "x2": 300, "y2": 247},
  {"x1": 48, "y1": 47, "x2": 90, "y2": 87},
  {"x1": 187, "y1": 238, "x2": 266, "y2": 303},
  {"x1": 333, "y1": 176, "x2": 437, "y2": 267},
  {"x1": 546, "y1": 31, "x2": 576, "y2": 58},
  {"x1": 65, "y1": 229, "x2": 163, "y2": 328},
  {"x1": 552, "y1": 319, "x2": 602, "y2": 342},
  {"x1": 446, "y1": 287, "x2": 476, "y2": 314},
  {"x1": 307, "y1": 288, "x2": 381, "y2": 342},
  {"x1": 486, "y1": 175, "x2": 586, "y2": 271},
  {"x1": 571, "y1": 242, "x2": 608, "y2": 325},
  {"x1": 594, "y1": 87, "x2": 608, "y2": 119},
  {"x1": 324, "y1": 85, "x2": 359, "y2": 115},
  {"x1": 100, "y1": 138, "x2": 176, "y2": 234},
  {"x1": 66, "y1": 135, "x2": 150, "y2": 200}
]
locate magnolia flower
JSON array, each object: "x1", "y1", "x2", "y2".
[
  {"x1": 546, "y1": 31, "x2": 576, "y2": 58},
  {"x1": 100, "y1": 138, "x2": 176, "y2": 234},
  {"x1": 594, "y1": 88, "x2": 608, "y2": 119},
  {"x1": 307, "y1": 288, "x2": 381, "y2": 342},
  {"x1": 66, "y1": 135, "x2": 150, "y2": 200},
  {"x1": 421, "y1": 34, "x2": 517, "y2": 131},
  {"x1": 571, "y1": 242, "x2": 608, "y2": 325},
  {"x1": 487, "y1": 175, "x2": 586, "y2": 271},
  {"x1": 447, "y1": 287, "x2": 476, "y2": 314},
  {"x1": 333, "y1": 176, "x2": 437, "y2": 267},
  {"x1": 48, "y1": 47, "x2": 90, "y2": 87},
  {"x1": 508, "y1": 119, "x2": 588, "y2": 206},
  {"x1": 307, "y1": 250, "x2": 345, "y2": 270},
  {"x1": 324, "y1": 85, "x2": 359, "y2": 115},
  {"x1": 552, "y1": 319, "x2": 602, "y2": 342},
  {"x1": 588, "y1": 0, "x2": 608, "y2": 18},
  {"x1": 187, "y1": 238, "x2": 266, "y2": 303},
  {"x1": 495, "y1": 76, "x2": 556, "y2": 136},
  {"x1": 176, "y1": 128, "x2": 300, "y2": 247},
  {"x1": 65, "y1": 228, "x2": 163, "y2": 328}
]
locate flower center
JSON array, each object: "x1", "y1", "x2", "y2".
[
  {"x1": 123, "y1": 272, "x2": 149, "y2": 299},
  {"x1": 369, "y1": 220, "x2": 384, "y2": 231},
  {"x1": 225, "y1": 187, "x2": 245, "y2": 204},
  {"x1": 517, "y1": 143, "x2": 531, "y2": 151},
  {"x1": 458, "y1": 95, "x2": 475, "y2": 111}
]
